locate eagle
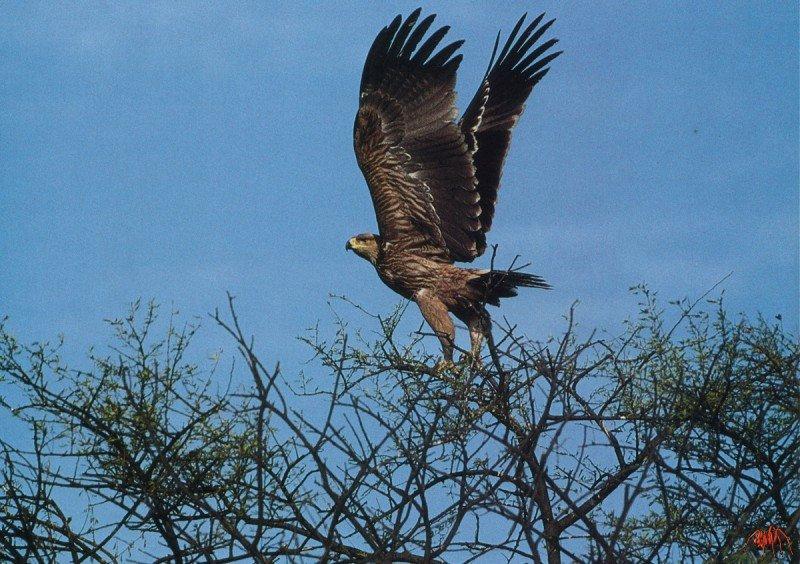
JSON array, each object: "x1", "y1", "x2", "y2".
[{"x1": 346, "y1": 8, "x2": 560, "y2": 367}]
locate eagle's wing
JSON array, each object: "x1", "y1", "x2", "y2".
[
  {"x1": 354, "y1": 9, "x2": 481, "y2": 262},
  {"x1": 460, "y1": 13, "x2": 561, "y2": 246}
]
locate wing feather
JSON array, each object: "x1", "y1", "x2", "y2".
[
  {"x1": 460, "y1": 13, "x2": 562, "y2": 244},
  {"x1": 354, "y1": 10, "x2": 482, "y2": 262}
]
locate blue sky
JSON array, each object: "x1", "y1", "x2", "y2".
[{"x1": 2, "y1": 1, "x2": 798, "y2": 369}]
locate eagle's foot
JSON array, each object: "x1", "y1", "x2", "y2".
[
  {"x1": 460, "y1": 352, "x2": 484, "y2": 369},
  {"x1": 433, "y1": 359, "x2": 457, "y2": 375}
]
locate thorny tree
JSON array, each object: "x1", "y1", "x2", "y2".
[{"x1": 0, "y1": 288, "x2": 797, "y2": 563}]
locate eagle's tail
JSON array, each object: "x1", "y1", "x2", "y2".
[{"x1": 472, "y1": 270, "x2": 551, "y2": 306}]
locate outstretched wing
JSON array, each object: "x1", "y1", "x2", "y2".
[
  {"x1": 460, "y1": 13, "x2": 561, "y2": 245},
  {"x1": 354, "y1": 9, "x2": 481, "y2": 262}
]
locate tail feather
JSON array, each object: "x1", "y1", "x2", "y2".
[{"x1": 471, "y1": 270, "x2": 551, "y2": 306}]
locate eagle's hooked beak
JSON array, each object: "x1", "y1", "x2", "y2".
[{"x1": 345, "y1": 238, "x2": 354, "y2": 252}]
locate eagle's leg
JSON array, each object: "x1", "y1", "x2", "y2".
[
  {"x1": 466, "y1": 309, "x2": 491, "y2": 368},
  {"x1": 414, "y1": 289, "x2": 455, "y2": 366}
]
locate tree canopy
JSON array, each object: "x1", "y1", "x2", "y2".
[{"x1": 1, "y1": 289, "x2": 797, "y2": 563}]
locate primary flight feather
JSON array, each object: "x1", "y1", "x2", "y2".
[{"x1": 347, "y1": 8, "x2": 561, "y2": 366}]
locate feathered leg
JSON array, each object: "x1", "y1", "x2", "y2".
[
  {"x1": 415, "y1": 289, "x2": 455, "y2": 363},
  {"x1": 467, "y1": 308, "x2": 491, "y2": 367}
]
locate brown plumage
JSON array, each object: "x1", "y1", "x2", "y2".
[{"x1": 347, "y1": 8, "x2": 560, "y2": 365}]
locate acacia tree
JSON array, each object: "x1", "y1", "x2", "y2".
[{"x1": 0, "y1": 290, "x2": 797, "y2": 563}]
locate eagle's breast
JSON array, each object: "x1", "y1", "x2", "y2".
[{"x1": 376, "y1": 247, "x2": 440, "y2": 300}]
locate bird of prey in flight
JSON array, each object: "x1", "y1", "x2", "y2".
[{"x1": 346, "y1": 8, "x2": 560, "y2": 367}]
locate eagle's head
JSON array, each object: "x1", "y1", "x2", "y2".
[{"x1": 346, "y1": 233, "x2": 380, "y2": 265}]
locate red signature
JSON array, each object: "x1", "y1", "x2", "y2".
[{"x1": 748, "y1": 526, "x2": 793, "y2": 555}]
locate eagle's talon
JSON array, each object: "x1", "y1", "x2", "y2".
[
  {"x1": 433, "y1": 359, "x2": 457, "y2": 374},
  {"x1": 460, "y1": 353, "x2": 484, "y2": 369}
]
